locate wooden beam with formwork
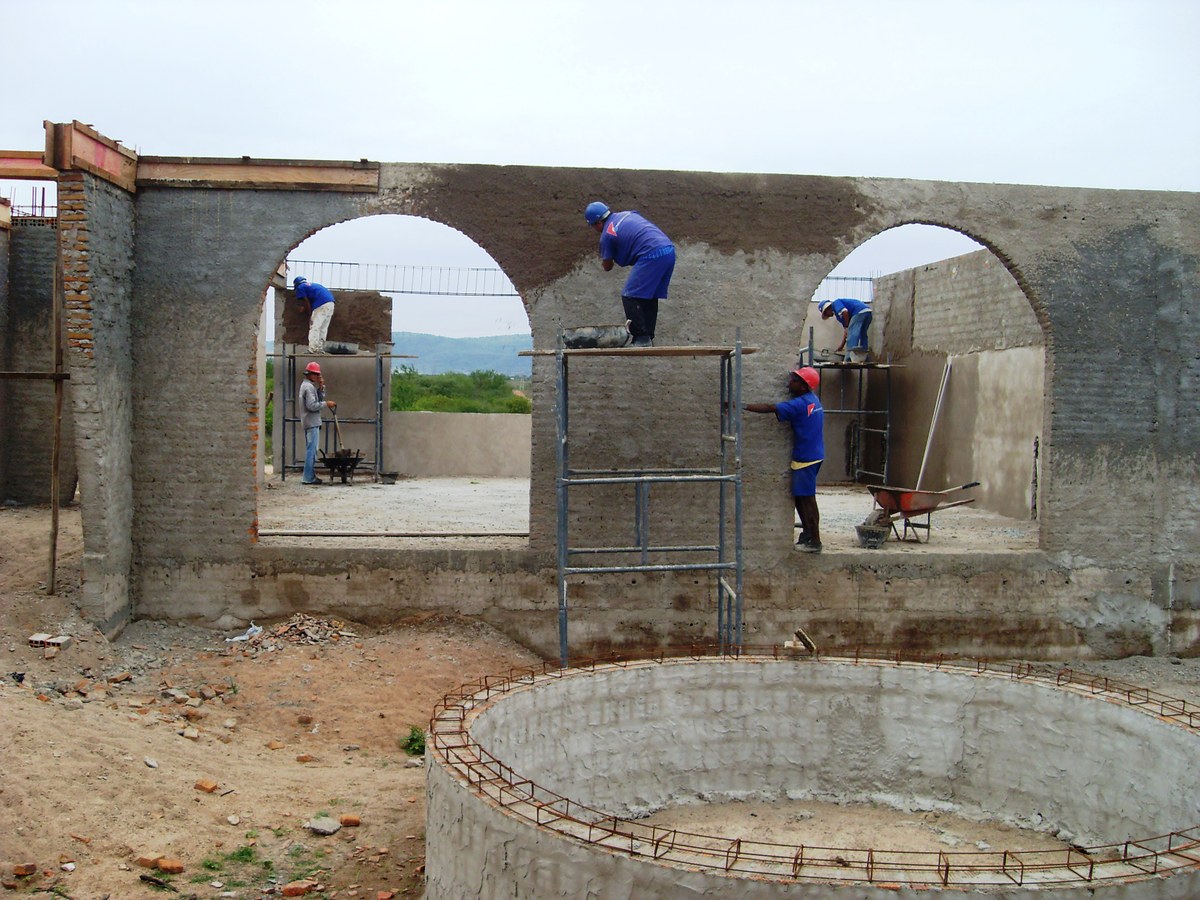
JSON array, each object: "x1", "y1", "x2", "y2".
[
  {"x1": 136, "y1": 156, "x2": 381, "y2": 192},
  {"x1": 0, "y1": 150, "x2": 58, "y2": 182},
  {"x1": 44, "y1": 120, "x2": 138, "y2": 192}
]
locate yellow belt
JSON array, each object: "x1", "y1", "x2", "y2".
[{"x1": 790, "y1": 459, "x2": 823, "y2": 470}]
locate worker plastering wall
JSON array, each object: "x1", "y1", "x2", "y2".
[{"x1": 14, "y1": 135, "x2": 1196, "y2": 658}]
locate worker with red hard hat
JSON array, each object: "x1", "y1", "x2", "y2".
[
  {"x1": 299, "y1": 361, "x2": 337, "y2": 485},
  {"x1": 745, "y1": 367, "x2": 826, "y2": 552}
]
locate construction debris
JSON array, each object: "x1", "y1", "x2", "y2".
[{"x1": 230, "y1": 614, "x2": 358, "y2": 654}]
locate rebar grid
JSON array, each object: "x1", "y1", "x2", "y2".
[{"x1": 428, "y1": 648, "x2": 1200, "y2": 888}]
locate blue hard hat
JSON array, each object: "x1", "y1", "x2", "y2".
[
  {"x1": 293, "y1": 276, "x2": 308, "y2": 288},
  {"x1": 584, "y1": 201, "x2": 610, "y2": 225}
]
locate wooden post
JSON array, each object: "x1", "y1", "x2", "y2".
[{"x1": 48, "y1": 219, "x2": 64, "y2": 594}]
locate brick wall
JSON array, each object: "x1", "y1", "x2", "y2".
[
  {"x1": 0, "y1": 215, "x2": 8, "y2": 492},
  {"x1": 900, "y1": 250, "x2": 1043, "y2": 353},
  {"x1": 2, "y1": 218, "x2": 77, "y2": 504},
  {"x1": 40, "y1": 162, "x2": 1198, "y2": 656},
  {"x1": 59, "y1": 172, "x2": 136, "y2": 632}
]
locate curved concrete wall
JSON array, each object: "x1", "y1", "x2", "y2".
[{"x1": 427, "y1": 658, "x2": 1200, "y2": 898}]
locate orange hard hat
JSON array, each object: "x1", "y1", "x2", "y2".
[
  {"x1": 305, "y1": 362, "x2": 322, "y2": 375},
  {"x1": 791, "y1": 366, "x2": 820, "y2": 392}
]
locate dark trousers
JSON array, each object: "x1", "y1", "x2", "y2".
[{"x1": 622, "y1": 296, "x2": 659, "y2": 345}]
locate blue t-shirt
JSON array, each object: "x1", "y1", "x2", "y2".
[
  {"x1": 598, "y1": 211, "x2": 673, "y2": 267},
  {"x1": 296, "y1": 281, "x2": 335, "y2": 310},
  {"x1": 775, "y1": 391, "x2": 825, "y2": 462},
  {"x1": 831, "y1": 297, "x2": 868, "y2": 320}
]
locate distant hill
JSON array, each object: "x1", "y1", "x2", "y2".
[{"x1": 390, "y1": 332, "x2": 532, "y2": 376}]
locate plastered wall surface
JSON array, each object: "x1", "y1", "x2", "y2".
[
  {"x1": 382, "y1": 411, "x2": 530, "y2": 477},
  {"x1": 427, "y1": 658, "x2": 1200, "y2": 898},
  {"x1": 35, "y1": 157, "x2": 1198, "y2": 657}
]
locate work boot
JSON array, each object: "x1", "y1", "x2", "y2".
[
  {"x1": 302, "y1": 477, "x2": 325, "y2": 485},
  {"x1": 795, "y1": 541, "x2": 823, "y2": 553}
]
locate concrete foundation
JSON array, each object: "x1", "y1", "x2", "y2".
[{"x1": 427, "y1": 656, "x2": 1200, "y2": 897}]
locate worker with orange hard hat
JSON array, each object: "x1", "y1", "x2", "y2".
[
  {"x1": 299, "y1": 361, "x2": 337, "y2": 485},
  {"x1": 744, "y1": 367, "x2": 826, "y2": 552}
]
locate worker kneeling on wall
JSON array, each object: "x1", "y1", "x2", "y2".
[{"x1": 294, "y1": 275, "x2": 336, "y2": 354}]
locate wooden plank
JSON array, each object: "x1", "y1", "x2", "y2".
[
  {"x1": 0, "y1": 369, "x2": 71, "y2": 381},
  {"x1": 137, "y1": 157, "x2": 380, "y2": 192},
  {"x1": 521, "y1": 346, "x2": 759, "y2": 357},
  {"x1": 44, "y1": 120, "x2": 138, "y2": 192},
  {"x1": 0, "y1": 150, "x2": 58, "y2": 181}
]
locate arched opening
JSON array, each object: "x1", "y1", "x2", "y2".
[
  {"x1": 255, "y1": 214, "x2": 532, "y2": 548},
  {"x1": 801, "y1": 224, "x2": 1043, "y2": 549}
]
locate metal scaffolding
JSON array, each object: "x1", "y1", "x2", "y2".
[
  {"x1": 548, "y1": 336, "x2": 750, "y2": 668},
  {"x1": 276, "y1": 345, "x2": 391, "y2": 481},
  {"x1": 799, "y1": 330, "x2": 893, "y2": 484}
]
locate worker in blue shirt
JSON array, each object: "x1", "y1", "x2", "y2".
[
  {"x1": 293, "y1": 276, "x2": 336, "y2": 354},
  {"x1": 585, "y1": 201, "x2": 675, "y2": 347},
  {"x1": 819, "y1": 297, "x2": 872, "y2": 363},
  {"x1": 745, "y1": 367, "x2": 826, "y2": 552}
]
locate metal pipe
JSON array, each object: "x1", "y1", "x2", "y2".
[
  {"x1": 569, "y1": 544, "x2": 721, "y2": 556},
  {"x1": 565, "y1": 562, "x2": 736, "y2": 575},
  {"x1": 555, "y1": 336, "x2": 570, "y2": 668}
]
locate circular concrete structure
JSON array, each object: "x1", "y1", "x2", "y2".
[{"x1": 427, "y1": 655, "x2": 1200, "y2": 897}]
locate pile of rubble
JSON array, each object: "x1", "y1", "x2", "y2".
[{"x1": 229, "y1": 614, "x2": 359, "y2": 655}]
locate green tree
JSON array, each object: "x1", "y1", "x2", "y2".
[{"x1": 389, "y1": 367, "x2": 531, "y2": 414}]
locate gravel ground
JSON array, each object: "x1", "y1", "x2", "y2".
[{"x1": 256, "y1": 477, "x2": 1038, "y2": 554}]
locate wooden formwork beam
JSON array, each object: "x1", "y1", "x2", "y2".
[
  {"x1": 137, "y1": 156, "x2": 381, "y2": 192},
  {"x1": 45, "y1": 120, "x2": 138, "y2": 192},
  {"x1": 0, "y1": 150, "x2": 58, "y2": 182}
]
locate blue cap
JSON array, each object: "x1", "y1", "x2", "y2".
[
  {"x1": 584, "y1": 201, "x2": 610, "y2": 225},
  {"x1": 293, "y1": 276, "x2": 308, "y2": 288}
]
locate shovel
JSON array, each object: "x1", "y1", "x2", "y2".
[{"x1": 331, "y1": 406, "x2": 344, "y2": 451}]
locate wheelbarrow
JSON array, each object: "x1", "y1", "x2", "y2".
[{"x1": 863, "y1": 481, "x2": 980, "y2": 544}]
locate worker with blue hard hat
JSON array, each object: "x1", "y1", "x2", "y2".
[
  {"x1": 584, "y1": 200, "x2": 676, "y2": 347},
  {"x1": 819, "y1": 297, "x2": 872, "y2": 364},
  {"x1": 293, "y1": 275, "x2": 337, "y2": 354}
]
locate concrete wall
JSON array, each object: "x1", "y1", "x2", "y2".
[
  {"x1": 1, "y1": 219, "x2": 77, "y2": 505},
  {"x1": 427, "y1": 658, "x2": 1200, "y2": 898},
  {"x1": 43, "y1": 158, "x2": 1199, "y2": 659},
  {"x1": 383, "y1": 411, "x2": 530, "y2": 477}
]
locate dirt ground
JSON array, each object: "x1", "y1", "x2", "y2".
[
  {"x1": 0, "y1": 501, "x2": 540, "y2": 899},
  {"x1": 2, "y1": 494, "x2": 1198, "y2": 898}
]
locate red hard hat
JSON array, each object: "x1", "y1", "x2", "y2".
[
  {"x1": 305, "y1": 362, "x2": 322, "y2": 375},
  {"x1": 791, "y1": 366, "x2": 820, "y2": 391}
]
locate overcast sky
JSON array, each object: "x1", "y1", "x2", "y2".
[{"x1": 3, "y1": 0, "x2": 1196, "y2": 335}]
